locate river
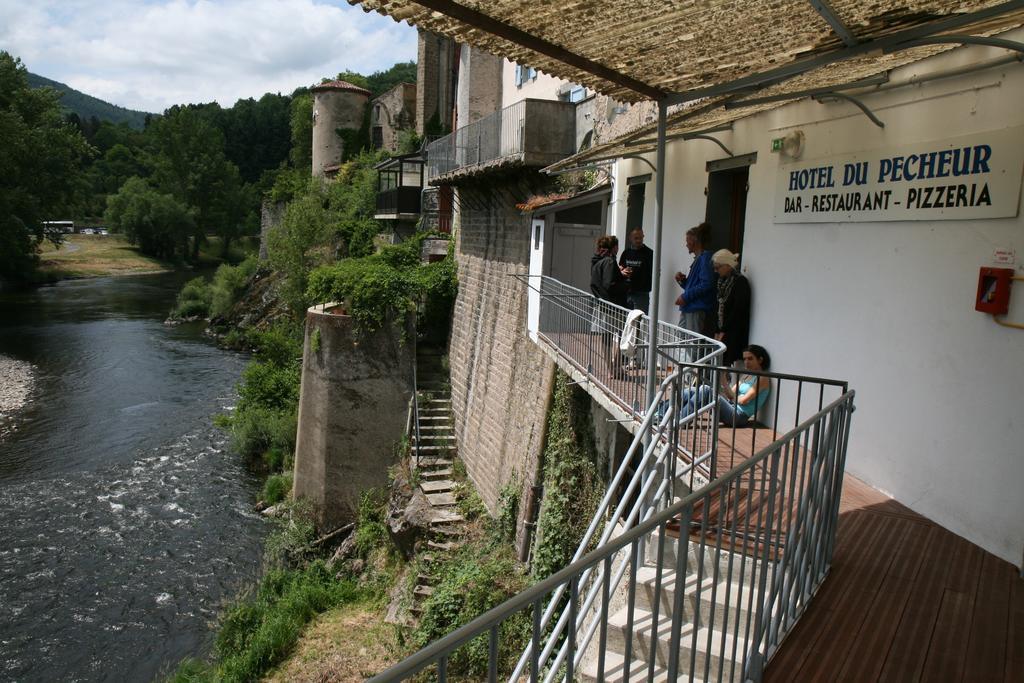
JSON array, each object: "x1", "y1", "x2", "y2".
[{"x1": 0, "y1": 273, "x2": 267, "y2": 682}]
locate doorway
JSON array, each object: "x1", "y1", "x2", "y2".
[{"x1": 705, "y1": 155, "x2": 753, "y2": 256}]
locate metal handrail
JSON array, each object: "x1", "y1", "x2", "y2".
[
  {"x1": 409, "y1": 354, "x2": 422, "y2": 468},
  {"x1": 368, "y1": 385, "x2": 856, "y2": 682}
]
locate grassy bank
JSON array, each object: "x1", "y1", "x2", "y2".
[
  {"x1": 35, "y1": 234, "x2": 260, "y2": 282},
  {"x1": 36, "y1": 234, "x2": 170, "y2": 280}
]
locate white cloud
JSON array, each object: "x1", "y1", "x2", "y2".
[{"x1": 0, "y1": 0, "x2": 417, "y2": 112}]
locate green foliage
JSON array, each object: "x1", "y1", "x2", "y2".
[
  {"x1": 213, "y1": 561, "x2": 361, "y2": 683},
  {"x1": 0, "y1": 51, "x2": 93, "y2": 282},
  {"x1": 26, "y1": 71, "x2": 149, "y2": 129},
  {"x1": 530, "y1": 372, "x2": 606, "y2": 582},
  {"x1": 104, "y1": 177, "x2": 194, "y2": 260},
  {"x1": 173, "y1": 277, "x2": 213, "y2": 319},
  {"x1": 305, "y1": 235, "x2": 457, "y2": 335},
  {"x1": 266, "y1": 179, "x2": 335, "y2": 313},
  {"x1": 226, "y1": 405, "x2": 298, "y2": 463},
  {"x1": 496, "y1": 480, "x2": 520, "y2": 545},
  {"x1": 209, "y1": 256, "x2": 258, "y2": 318},
  {"x1": 262, "y1": 498, "x2": 318, "y2": 569},
  {"x1": 310, "y1": 328, "x2": 321, "y2": 354},
  {"x1": 288, "y1": 92, "x2": 313, "y2": 171},
  {"x1": 261, "y1": 473, "x2": 293, "y2": 506},
  {"x1": 354, "y1": 489, "x2": 390, "y2": 558},
  {"x1": 414, "y1": 541, "x2": 529, "y2": 677},
  {"x1": 396, "y1": 128, "x2": 422, "y2": 155},
  {"x1": 364, "y1": 62, "x2": 417, "y2": 97},
  {"x1": 262, "y1": 446, "x2": 288, "y2": 473}
]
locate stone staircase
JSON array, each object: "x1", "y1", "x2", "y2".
[
  {"x1": 408, "y1": 348, "x2": 468, "y2": 621},
  {"x1": 580, "y1": 532, "x2": 761, "y2": 683}
]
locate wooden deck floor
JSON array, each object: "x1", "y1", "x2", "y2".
[{"x1": 762, "y1": 471, "x2": 1023, "y2": 683}]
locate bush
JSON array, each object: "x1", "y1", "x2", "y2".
[
  {"x1": 228, "y1": 405, "x2": 297, "y2": 462},
  {"x1": 238, "y1": 361, "x2": 301, "y2": 412},
  {"x1": 354, "y1": 489, "x2": 389, "y2": 558},
  {"x1": 414, "y1": 541, "x2": 529, "y2": 677},
  {"x1": 172, "y1": 277, "x2": 212, "y2": 319},
  {"x1": 209, "y1": 256, "x2": 258, "y2": 318},
  {"x1": 305, "y1": 235, "x2": 457, "y2": 334},
  {"x1": 262, "y1": 473, "x2": 293, "y2": 506}
]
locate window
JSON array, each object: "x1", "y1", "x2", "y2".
[
  {"x1": 527, "y1": 67, "x2": 537, "y2": 81},
  {"x1": 515, "y1": 64, "x2": 526, "y2": 87},
  {"x1": 569, "y1": 86, "x2": 587, "y2": 103}
]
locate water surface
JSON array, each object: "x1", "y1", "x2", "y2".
[{"x1": 0, "y1": 273, "x2": 266, "y2": 682}]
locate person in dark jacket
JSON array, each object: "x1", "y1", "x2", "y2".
[
  {"x1": 590, "y1": 235, "x2": 628, "y2": 307},
  {"x1": 619, "y1": 228, "x2": 654, "y2": 312},
  {"x1": 590, "y1": 235, "x2": 629, "y2": 377},
  {"x1": 710, "y1": 249, "x2": 751, "y2": 365}
]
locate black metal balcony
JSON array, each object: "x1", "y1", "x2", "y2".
[{"x1": 374, "y1": 153, "x2": 425, "y2": 221}]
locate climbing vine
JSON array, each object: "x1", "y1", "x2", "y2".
[{"x1": 530, "y1": 371, "x2": 606, "y2": 582}]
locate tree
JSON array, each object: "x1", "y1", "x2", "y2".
[
  {"x1": 104, "y1": 177, "x2": 193, "y2": 260},
  {"x1": 0, "y1": 51, "x2": 91, "y2": 281},
  {"x1": 289, "y1": 91, "x2": 313, "y2": 172},
  {"x1": 148, "y1": 106, "x2": 246, "y2": 260}
]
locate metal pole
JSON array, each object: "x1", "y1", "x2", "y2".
[{"x1": 644, "y1": 99, "x2": 668, "y2": 413}]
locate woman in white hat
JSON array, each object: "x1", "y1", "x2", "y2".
[{"x1": 710, "y1": 249, "x2": 751, "y2": 366}]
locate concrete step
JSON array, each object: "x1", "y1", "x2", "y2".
[
  {"x1": 416, "y1": 456, "x2": 453, "y2": 468},
  {"x1": 414, "y1": 445, "x2": 455, "y2": 454},
  {"x1": 427, "y1": 539, "x2": 463, "y2": 552},
  {"x1": 425, "y1": 492, "x2": 458, "y2": 507},
  {"x1": 417, "y1": 573, "x2": 437, "y2": 586},
  {"x1": 579, "y1": 650, "x2": 678, "y2": 683},
  {"x1": 427, "y1": 510, "x2": 464, "y2": 525},
  {"x1": 606, "y1": 606, "x2": 746, "y2": 683},
  {"x1": 431, "y1": 525, "x2": 465, "y2": 538},
  {"x1": 420, "y1": 467, "x2": 454, "y2": 480},
  {"x1": 413, "y1": 434, "x2": 456, "y2": 441},
  {"x1": 420, "y1": 479, "x2": 455, "y2": 494},
  {"x1": 414, "y1": 585, "x2": 435, "y2": 598}
]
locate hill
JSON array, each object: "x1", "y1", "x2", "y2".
[{"x1": 27, "y1": 72, "x2": 151, "y2": 130}]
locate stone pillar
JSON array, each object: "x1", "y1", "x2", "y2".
[
  {"x1": 293, "y1": 303, "x2": 415, "y2": 529},
  {"x1": 259, "y1": 200, "x2": 285, "y2": 261}
]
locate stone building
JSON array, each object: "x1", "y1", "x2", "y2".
[
  {"x1": 371, "y1": 82, "x2": 417, "y2": 152},
  {"x1": 416, "y1": 29, "x2": 457, "y2": 136},
  {"x1": 310, "y1": 79, "x2": 371, "y2": 178}
]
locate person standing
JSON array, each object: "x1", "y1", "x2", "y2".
[
  {"x1": 619, "y1": 228, "x2": 654, "y2": 313},
  {"x1": 710, "y1": 249, "x2": 751, "y2": 366},
  {"x1": 590, "y1": 235, "x2": 628, "y2": 307},
  {"x1": 674, "y1": 222, "x2": 714, "y2": 334}
]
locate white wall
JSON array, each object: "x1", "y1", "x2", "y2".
[
  {"x1": 501, "y1": 60, "x2": 570, "y2": 108},
  {"x1": 611, "y1": 35, "x2": 1024, "y2": 566}
]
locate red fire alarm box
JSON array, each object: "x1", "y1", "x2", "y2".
[{"x1": 976, "y1": 267, "x2": 1014, "y2": 315}]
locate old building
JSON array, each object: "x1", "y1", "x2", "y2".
[
  {"x1": 370, "y1": 82, "x2": 416, "y2": 152},
  {"x1": 310, "y1": 79, "x2": 370, "y2": 178}
]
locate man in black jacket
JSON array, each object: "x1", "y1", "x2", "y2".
[{"x1": 619, "y1": 228, "x2": 653, "y2": 312}]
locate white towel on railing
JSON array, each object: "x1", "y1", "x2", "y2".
[{"x1": 618, "y1": 309, "x2": 645, "y2": 358}]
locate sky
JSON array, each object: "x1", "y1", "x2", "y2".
[{"x1": 0, "y1": 0, "x2": 418, "y2": 113}]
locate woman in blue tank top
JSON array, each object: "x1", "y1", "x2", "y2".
[{"x1": 679, "y1": 345, "x2": 771, "y2": 427}]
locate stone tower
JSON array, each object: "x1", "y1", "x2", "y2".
[
  {"x1": 416, "y1": 29, "x2": 456, "y2": 136},
  {"x1": 310, "y1": 79, "x2": 371, "y2": 177}
]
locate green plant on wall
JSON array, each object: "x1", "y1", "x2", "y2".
[{"x1": 530, "y1": 371, "x2": 606, "y2": 582}]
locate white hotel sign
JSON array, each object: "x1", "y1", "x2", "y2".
[{"x1": 774, "y1": 127, "x2": 1024, "y2": 223}]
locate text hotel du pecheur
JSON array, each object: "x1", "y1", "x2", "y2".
[{"x1": 775, "y1": 126, "x2": 1024, "y2": 223}]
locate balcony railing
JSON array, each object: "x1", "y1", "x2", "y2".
[
  {"x1": 369, "y1": 275, "x2": 854, "y2": 683},
  {"x1": 425, "y1": 99, "x2": 576, "y2": 183}
]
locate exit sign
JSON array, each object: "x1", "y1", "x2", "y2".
[{"x1": 771, "y1": 137, "x2": 784, "y2": 152}]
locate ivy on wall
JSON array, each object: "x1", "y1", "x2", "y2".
[{"x1": 530, "y1": 371, "x2": 606, "y2": 582}]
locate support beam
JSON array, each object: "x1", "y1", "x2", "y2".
[
  {"x1": 409, "y1": 0, "x2": 665, "y2": 100},
  {"x1": 813, "y1": 92, "x2": 885, "y2": 128},
  {"x1": 625, "y1": 122, "x2": 735, "y2": 148},
  {"x1": 645, "y1": 100, "x2": 668, "y2": 414},
  {"x1": 665, "y1": 0, "x2": 1024, "y2": 106},
  {"x1": 886, "y1": 34, "x2": 1024, "y2": 55},
  {"x1": 686, "y1": 134, "x2": 733, "y2": 157},
  {"x1": 808, "y1": 0, "x2": 858, "y2": 47},
  {"x1": 725, "y1": 74, "x2": 888, "y2": 108}
]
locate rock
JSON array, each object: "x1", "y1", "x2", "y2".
[
  {"x1": 388, "y1": 485, "x2": 436, "y2": 559},
  {"x1": 261, "y1": 503, "x2": 286, "y2": 517},
  {"x1": 327, "y1": 531, "x2": 358, "y2": 570}
]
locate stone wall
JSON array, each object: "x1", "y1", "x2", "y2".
[
  {"x1": 293, "y1": 304, "x2": 414, "y2": 529},
  {"x1": 456, "y1": 46, "x2": 503, "y2": 130},
  {"x1": 416, "y1": 29, "x2": 456, "y2": 136},
  {"x1": 448, "y1": 179, "x2": 555, "y2": 527},
  {"x1": 312, "y1": 89, "x2": 369, "y2": 177},
  {"x1": 259, "y1": 200, "x2": 286, "y2": 261}
]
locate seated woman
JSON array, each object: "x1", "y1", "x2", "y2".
[{"x1": 679, "y1": 345, "x2": 771, "y2": 427}]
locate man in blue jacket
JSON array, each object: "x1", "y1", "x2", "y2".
[{"x1": 674, "y1": 223, "x2": 715, "y2": 334}]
